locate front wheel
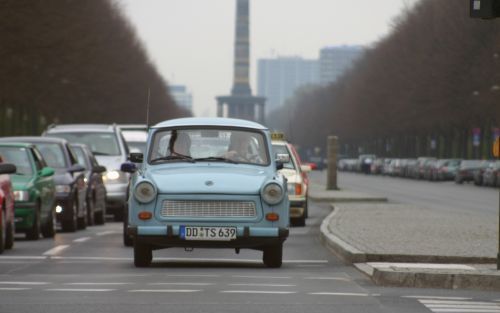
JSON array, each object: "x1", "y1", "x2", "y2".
[
  {"x1": 134, "y1": 242, "x2": 152, "y2": 267},
  {"x1": 263, "y1": 244, "x2": 283, "y2": 268}
]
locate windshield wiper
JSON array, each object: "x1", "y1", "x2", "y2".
[
  {"x1": 194, "y1": 157, "x2": 238, "y2": 164},
  {"x1": 150, "y1": 155, "x2": 195, "y2": 163}
]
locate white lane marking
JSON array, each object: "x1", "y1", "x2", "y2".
[
  {"x1": 221, "y1": 290, "x2": 296, "y2": 294},
  {"x1": 0, "y1": 287, "x2": 31, "y2": 291},
  {"x1": 149, "y1": 282, "x2": 214, "y2": 286},
  {"x1": 309, "y1": 292, "x2": 375, "y2": 297},
  {"x1": 50, "y1": 256, "x2": 130, "y2": 261},
  {"x1": 284, "y1": 260, "x2": 328, "y2": 264},
  {"x1": 73, "y1": 237, "x2": 91, "y2": 243},
  {"x1": 65, "y1": 282, "x2": 132, "y2": 286},
  {"x1": 231, "y1": 275, "x2": 291, "y2": 279},
  {"x1": 96, "y1": 231, "x2": 117, "y2": 236},
  {"x1": 128, "y1": 289, "x2": 201, "y2": 293},
  {"x1": 0, "y1": 256, "x2": 46, "y2": 260},
  {"x1": 228, "y1": 283, "x2": 296, "y2": 287},
  {"x1": 165, "y1": 274, "x2": 220, "y2": 278},
  {"x1": 43, "y1": 245, "x2": 70, "y2": 256},
  {"x1": 45, "y1": 288, "x2": 115, "y2": 292},
  {"x1": 404, "y1": 296, "x2": 473, "y2": 300},
  {"x1": 368, "y1": 262, "x2": 475, "y2": 270},
  {"x1": 304, "y1": 277, "x2": 350, "y2": 281},
  {"x1": 0, "y1": 281, "x2": 49, "y2": 285},
  {"x1": 420, "y1": 300, "x2": 500, "y2": 306},
  {"x1": 418, "y1": 299, "x2": 500, "y2": 313}
]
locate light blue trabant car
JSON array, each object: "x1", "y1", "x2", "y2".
[{"x1": 122, "y1": 118, "x2": 290, "y2": 268}]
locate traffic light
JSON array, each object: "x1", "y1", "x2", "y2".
[{"x1": 470, "y1": 0, "x2": 500, "y2": 18}]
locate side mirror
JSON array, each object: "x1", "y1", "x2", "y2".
[
  {"x1": 276, "y1": 153, "x2": 291, "y2": 164},
  {"x1": 129, "y1": 153, "x2": 144, "y2": 163},
  {"x1": 92, "y1": 165, "x2": 107, "y2": 173},
  {"x1": 121, "y1": 162, "x2": 137, "y2": 173},
  {"x1": 0, "y1": 163, "x2": 16, "y2": 175},
  {"x1": 300, "y1": 164, "x2": 312, "y2": 173},
  {"x1": 39, "y1": 167, "x2": 55, "y2": 177},
  {"x1": 68, "y1": 164, "x2": 86, "y2": 173}
]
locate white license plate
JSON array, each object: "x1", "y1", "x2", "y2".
[{"x1": 180, "y1": 226, "x2": 237, "y2": 241}]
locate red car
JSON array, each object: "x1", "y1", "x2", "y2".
[{"x1": 0, "y1": 162, "x2": 16, "y2": 253}]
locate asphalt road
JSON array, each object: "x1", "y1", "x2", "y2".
[{"x1": 0, "y1": 199, "x2": 499, "y2": 312}]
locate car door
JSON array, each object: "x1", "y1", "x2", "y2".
[
  {"x1": 66, "y1": 144, "x2": 87, "y2": 217},
  {"x1": 30, "y1": 147, "x2": 55, "y2": 218}
]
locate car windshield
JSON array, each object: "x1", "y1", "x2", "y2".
[
  {"x1": 35, "y1": 143, "x2": 67, "y2": 169},
  {"x1": 272, "y1": 144, "x2": 295, "y2": 170},
  {"x1": 149, "y1": 128, "x2": 269, "y2": 166},
  {"x1": 0, "y1": 147, "x2": 33, "y2": 175},
  {"x1": 47, "y1": 132, "x2": 121, "y2": 156}
]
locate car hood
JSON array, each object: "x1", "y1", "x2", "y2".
[
  {"x1": 54, "y1": 168, "x2": 75, "y2": 185},
  {"x1": 95, "y1": 155, "x2": 125, "y2": 172},
  {"x1": 11, "y1": 175, "x2": 34, "y2": 190},
  {"x1": 145, "y1": 165, "x2": 270, "y2": 194}
]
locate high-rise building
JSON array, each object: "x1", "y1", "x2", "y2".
[
  {"x1": 170, "y1": 85, "x2": 193, "y2": 113},
  {"x1": 319, "y1": 46, "x2": 364, "y2": 85},
  {"x1": 257, "y1": 57, "x2": 319, "y2": 115}
]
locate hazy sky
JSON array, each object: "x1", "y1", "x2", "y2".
[{"x1": 119, "y1": 0, "x2": 415, "y2": 117}]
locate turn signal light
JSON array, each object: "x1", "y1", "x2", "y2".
[
  {"x1": 138, "y1": 211, "x2": 153, "y2": 220},
  {"x1": 295, "y1": 183, "x2": 302, "y2": 195},
  {"x1": 265, "y1": 212, "x2": 279, "y2": 222}
]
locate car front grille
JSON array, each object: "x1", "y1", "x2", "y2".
[{"x1": 160, "y1": 200, "x2": 257, "y2": 218}]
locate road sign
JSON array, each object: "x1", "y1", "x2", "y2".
[{"x1": 494, "y1": 137, "x2": 500, "y2": 157}]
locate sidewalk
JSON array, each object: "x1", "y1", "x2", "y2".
[{"x1": 309, "y1": 172, "x2": 500, "y2": 291}]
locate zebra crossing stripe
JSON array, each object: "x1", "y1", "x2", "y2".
[{"x1": 419, "y1": 299, "x2": 500, "y2": 313}]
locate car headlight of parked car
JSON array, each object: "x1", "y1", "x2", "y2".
[
  {"x1": 14, "y1": 190, "x2": 30, "y2": 202},
  {"x1": 134, "y1": 181, "x2": 157, "y2": 203},
  {"x1": 55, "y1": 185, "x2": 71, "y2": 194},
  {"x1": 261, "y1": 182, "x2": 284, "y2": 205},
  {"x1": 103, "y1": 170, "x2": 128, "y2": 184}
]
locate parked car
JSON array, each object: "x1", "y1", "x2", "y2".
[
  {"x1": 473, "y1": 160, "x2": 492, "y2": 186},
  {"x1": 482, "y1": 160, "x2": 500, "y2": 187},
  {"x1": 435, "y1": 159, "x2": 461, "y2": 181},
  {"x1": 44, "y1": 124, "x2": 130, "y2": 221},
  {"x1": 370, "y1": 158, "x2": 385, "y2": 174},
  {"x1": 272, "y1": 137, "x2": 310, "y2": 227},
  {"x1": 0, "y1": 162, "x2": 16, "y2": 253},
  {"x1": 0, "y1": 137, "x2": 87, "y2": 232},
  {"x1": 118, "y1": 124, "x2": 148, "y2": 154},
  {"x1": 70, "y1": 144, "x2": 107, "y2": 225},
  {"x1": 455, "y1": 160, "x2": 483, "y2": 184},
  {"x1": 358, "y1": 154, "x2": 376, "y2": 174},
  {"x1": 0, "y1": 143, "x2": 56, "y2": 239},
  {"x1": 122, "y1": 117, "x2": 290, "y2": 268}
]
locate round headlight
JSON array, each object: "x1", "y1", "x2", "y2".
[
  {"x1": 134, "y1": 181, "x2": 156, "y2": 203},
  {"x1": 262, "y1": 183, "x2": 284, "y2": 205}
]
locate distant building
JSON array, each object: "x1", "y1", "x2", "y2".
[
  {"x1": 257, "y1": 57, "x2": 319, "y2": 115},
  {"x1": 319, "y1": 46, "x2": 364, "y2": 85},
  {"x1": 170, "y1": 85, "x2": 193, "y2": 113}
]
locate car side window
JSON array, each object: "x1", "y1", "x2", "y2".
[
  {"x1": 31, "y1": 147, "x2": 47, "y2": 169},
  {"x1": 67, "y1": 145, "x2": 79, "y2": 165}
]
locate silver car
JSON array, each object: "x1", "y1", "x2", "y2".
[{"x1": 43, "y1": 124, "x2": 130, "y2": 221}]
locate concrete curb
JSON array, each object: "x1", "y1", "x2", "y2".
[
  {"x1": 371, "y1": 267, "x2": 500, "y2": 291},
  {"x1": 319, "y1": 205, "x2": 500, "y2": 291}
]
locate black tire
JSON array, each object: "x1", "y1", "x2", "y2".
[
  {"x1": 123, "y1": 207, "x2": 133, "y2": 247},
  {"x1": 86, "y1": 197, "x2": 95, "y2": 226},
  {"x1": 26, "y1": 204, "x2": 41, "y2": 240},
  {"x1": 5, "y1": 218, "x2": 14, "y2": 249},
  {"x1": 0, "y1": 208, "x2": 5, "y2": 254},
  {"x1": 41, "y1": 206, "x2": 56, "y2": 238},
  {"x1": 291, "y1": 216, "x2": 306, "y2": 227},
  {"x1": 263, "y1": 244, "x2": 283, "y2": 268},
  {"x1": 62, "y1": 199, "x2": 78, "y2": 232},
  {"x1": 77, "y1": 196, "x2": 87, "y2": 230},
  {"x1": 134, "y1": 242, "x2": 152, "y2": 267}
]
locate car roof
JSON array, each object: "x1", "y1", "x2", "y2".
[
  {"x1": 46, "y1": 124, "x2": 115, "y2": 133},
  {"x1": 0, "y1": 136, "x2": 68, "y2": 144},
  {"x1": 152, "y1": 118, "x2": 268, "y2": 130},
  {"x1": 0, "y1": 142, "x2": 34, "y2": 148}
]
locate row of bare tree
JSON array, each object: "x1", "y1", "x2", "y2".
[
  {"x1": 269, "y1": 0, "x2": 500, "y2": 159},
  {"x1": 0, "y1": 0, "x2": 188, "y2": 135}
]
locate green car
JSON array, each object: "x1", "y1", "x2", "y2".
[{"x1": 0, "y1": 143, "x2": 56, "y2": 239}]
